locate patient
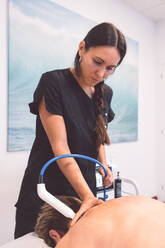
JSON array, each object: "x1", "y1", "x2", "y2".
[
  {"x1": 35, "y1": 195, "x2": 165, "y2": 248},
  {"x1": 35, "y1": 196, "x2": 81, "y2": 247}
]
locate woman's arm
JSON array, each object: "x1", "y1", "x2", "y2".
[
  {"x1": 97, "y1": 144, "x2": 107, "y2": 165},
  {"x1": 39, "y1": 97, "x2": 102, "y2": 224},
  {"x1": 97, "y1": 144, "x2": 113, "y2": 188}
]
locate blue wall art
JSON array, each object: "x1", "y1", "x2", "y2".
[{"x1": 8, "y1": 0, "x2": 138, "y2": 151}]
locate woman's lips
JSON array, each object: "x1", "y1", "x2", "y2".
[{"x1": 91, "y1": 77, "x2": 101, "y2": 83}]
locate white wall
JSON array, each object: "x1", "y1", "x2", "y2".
[
  {"x1": 0, "y1": 1, "x2": 31, "y2": 245},
  {"x1": 0, "y1": 0, "x2": 161, "y2": 245},
  {"x1": 155, "y1": 20, "x2": 165, "y2": 201}
]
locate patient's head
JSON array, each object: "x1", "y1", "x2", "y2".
[{"x1": 35, "y1": 196, "x2": 81, "y2": 247}]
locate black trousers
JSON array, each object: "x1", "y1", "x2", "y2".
[{"x1": 14, "y1": 206, "x2": 39, "y2": 239}]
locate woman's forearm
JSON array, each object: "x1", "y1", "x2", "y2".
[
  {"x1": 97, "y1": 144, "x2": 107, "y2": 166},
  {"x1": 39, "y1": 98, "x2": 94, "y2": 201},
  {"x1": 53, "y1": 144, "x2": 94, "y2": 200}
]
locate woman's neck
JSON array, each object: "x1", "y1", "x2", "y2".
[{"x1": 70, "y1": 68, "x2": 94, "y2": 99}]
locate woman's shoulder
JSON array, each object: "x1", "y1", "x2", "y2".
[
  {"x1": 43, "y1": 68, "x2": 69, "y2": 80},
  {"x1": 104, "y1": 83, "x2": 113, "y2": 94},
  {"x1": 103, "y1": 83, "x2": 113, "y2": 101},
  {"x1": 39, "y1": 68, "x2": 70, "y2": 91}
]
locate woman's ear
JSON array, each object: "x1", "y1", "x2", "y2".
[
  {"x1": 49, "y1": 229, "x2": 61, "y2": 244},
  {"x1": 78, "y1": 40, "x2": 86, "y2": 57}
]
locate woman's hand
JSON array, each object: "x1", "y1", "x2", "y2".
[
  {"x1": 70, "y1": 196, "x2": 103, "y2": 227},
  {"x1": 99, "y1": 166, "x2": 113, "y2": 188},
  {"x1": 97, "y1": 144, "x2": 113, "y2": 188}
]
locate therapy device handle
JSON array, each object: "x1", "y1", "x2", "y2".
[
  {"x1": 39, "y1": 154, "x2": 107, "y2": 201},
  {"x1": 38, "y1": 154, "x2": 107, "y2": 219},
  {"x1": 37, "y1": 184, "x2": 75, "y2": 219}
]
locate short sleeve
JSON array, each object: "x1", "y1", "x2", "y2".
[
  {"x1": 29, "y1": 72, "x2": 63, "y2": 116},
  {"x1": 104, "y1": 84, "x2": 115, "y2": 123}
]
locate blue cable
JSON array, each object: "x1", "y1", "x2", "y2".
[{"x1": 39, "y1": 154, "x2": 108, "y2": 201}]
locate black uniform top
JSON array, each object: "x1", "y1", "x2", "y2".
[{"x1": 15, "y1": 68, "x2": 114, "y2": 212}]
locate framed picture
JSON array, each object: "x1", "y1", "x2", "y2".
[{"x1": 8, "y1": 0, "x2": 138, "y2": 151}]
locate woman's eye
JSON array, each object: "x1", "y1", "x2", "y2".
[
  {"x1": 107, "y1": 66, "x2": 113, "y2": 71},
  {"x1": 94, "y1": 60, "x2": 102, "y2": 65},
  {"x1": 107, "y1": 66, "x2": 116, "y2": 71}
]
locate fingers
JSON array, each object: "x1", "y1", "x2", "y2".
[
  {"x1": 103, "y1": 177, "x2": 113, "y2": 188},
  {"x1": 70, "y1": 197, "x2": 103, "y2": 227},
  {"x1": 70, "y1": 201, "x2": 92, "y2": 227},
  {"x1": 101, "y1": 167, "x2": 113, "y2": 188},
  {"x1": 99, "y1": 167, "x2": 106, "y2": 177},
  {"x1": 70, "y1": 208, "x2": 85, "y2": 227}
]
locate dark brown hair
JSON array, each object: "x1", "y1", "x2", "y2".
[
  {"x1": 35, "y1": 196, "x2": 81, "y2": 247},
  {"x1": 74, "y1": 22, "x2": 127, "y2": 148}
]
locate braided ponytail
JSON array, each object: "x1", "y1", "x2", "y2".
[
  {"x1": 93, "y1": 83, "x2": 110, "y2": 149},
  {"x1": 73, "y1": 22, "x2": 127, "y2": 149}
]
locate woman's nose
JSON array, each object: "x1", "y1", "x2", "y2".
[{"x1": 96, "y1": 68, "x2": 106, "y2": 79}]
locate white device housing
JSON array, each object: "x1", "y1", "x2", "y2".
[{"x1": 37, "y1": 183, "x2": 75, "y2": 219}]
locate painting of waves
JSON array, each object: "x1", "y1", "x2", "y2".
[
  {"x1": 106, "y1": 37, "x2": 139, "y2": 143},
  {"x1": 8, "y1": 0, "x2": 138, "y2": 151}
]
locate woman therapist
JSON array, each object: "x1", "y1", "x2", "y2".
[{"x1": 14, "y1": 22, "x2": 127, "y2": 238}]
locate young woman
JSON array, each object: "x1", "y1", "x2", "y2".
[{"x1": 14, "y1": 22, "x2": 127, "y2": 238}]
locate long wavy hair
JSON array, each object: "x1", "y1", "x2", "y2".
[{"x1": 74, "y1": 22, "x2": 127, "y2": 149}]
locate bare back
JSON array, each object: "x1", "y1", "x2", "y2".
[{"x1": 56, "y1": 196, "x2": 165, "y2": 248}]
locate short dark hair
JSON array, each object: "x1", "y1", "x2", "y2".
[{"x1": 35, "y1": 196, "x2": 81, "y2": 247}]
